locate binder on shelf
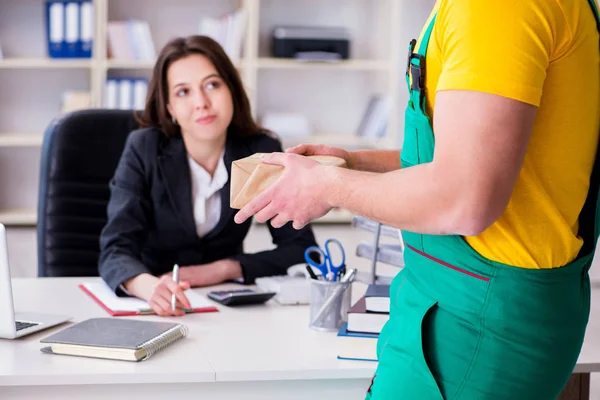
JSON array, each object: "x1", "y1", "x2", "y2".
[
  {"x1": 79, "y1": 0, "x2": 93, "y2": 58},
  {"x1": 104, "y1": 78, "x2": 149, "y2": 110},
  {"x1": 45, "y1": 0, "x2": 94, "y2": 59},
  {"x1": 46, "y1": 1, "x2": 64, "y2": 58},
  {"x1": 133, "y1": 79, "x2": 148, "y2": 110},
  {"x1": 199, "y1": 8, "x2": 247, "y2": 64},
  {"x1": 107, "y1": 19, "x2": 156, "y2": 62},
  {"x1": 118, "y1": 79, "x2": 132, "y2": 110},
  {"x1": 64, "y1": 1, "x2": 79, "y2": 57},
  {"x1": 104, "y1": 79, "x2": 118, "y2": 109}
]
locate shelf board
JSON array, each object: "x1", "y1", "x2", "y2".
[
  {"x1": 257, "y1": 58, "x2": 390, "y2": 71},
  {"x1": 106, "y1": 59, "x2": 156, "y2": 69},
  {"x1": 0, "y1": 133, "x2": 44, "y2": 147},
  {"x1": 0, "y1": 58, "x2": 92, "y2": 69},
  {"x1": 106, "y1": 59, "x2": 247, "y2": 70},
  {"x1": 280, "y1": 133, "x2": 391, "y2": 150},
  {"x1": 0, "y1": 209, "x2": 37, "y2": 226}
]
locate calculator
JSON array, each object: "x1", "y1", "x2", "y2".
[{"x1": 207, "y1": 289, "x2": 277, "y2": 306}]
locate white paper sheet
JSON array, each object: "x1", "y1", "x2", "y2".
[{"x1": 81, "y1": 281, "x2": 215, "y2": 313}]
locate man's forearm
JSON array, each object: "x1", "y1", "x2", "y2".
[
  {"x1": 323, "y1": 163, "x2": 485, "y2": 236},
  {"x1": 349, "y1": 149, "x2": 401, "y2": 173}
]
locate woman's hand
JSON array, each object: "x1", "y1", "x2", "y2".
[
  {"x1": 285, "y1": 144, "x2": 354, "y2": 169},
  {"x1": 124, "y1": 273, "x2": 191, "y2": 316},
  {"x1": 162, "y1": 260, "x2": 243, "y2": 288}
]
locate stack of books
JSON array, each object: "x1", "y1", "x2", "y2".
[{"x1": 337, "y1": 284, "x2": 390, "y2": 362}]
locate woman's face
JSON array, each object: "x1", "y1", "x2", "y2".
[{"x1": 166, "y1": 54, "x2": 234, "y2": 144}]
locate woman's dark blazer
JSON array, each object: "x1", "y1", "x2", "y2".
[{"x1": 98, "y1": 127, "x2": 317, "y2": 294}]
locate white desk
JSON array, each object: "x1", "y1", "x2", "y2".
[
  {"x1": 0, "y1": 278, "x2": 374, "y2": 400},
  {"x1": 0, "y1": 278, "x2": 598, "y2": 400}
]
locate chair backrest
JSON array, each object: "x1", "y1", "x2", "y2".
[{"x1": 37, "y1": 109, "x2": 140, "y2": 277}]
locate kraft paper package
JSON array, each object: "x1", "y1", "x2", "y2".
[{"x1": 230, "y1": 153, "x2": 347, "y2": 209}]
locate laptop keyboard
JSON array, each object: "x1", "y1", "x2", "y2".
[{"x1": 15, "y1": 321, "x2": 39, "y2": 331}]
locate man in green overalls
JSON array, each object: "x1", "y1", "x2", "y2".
[{"x1": 235, "y1": 0, "x2": 600, "y2": 398}]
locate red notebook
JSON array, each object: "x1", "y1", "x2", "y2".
[{"x1": 79, "y1": 282, "x2": 219, "y2": 316}]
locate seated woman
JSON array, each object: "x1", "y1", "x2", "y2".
[{"x1": 98, "y1": 35, "x2": 317, "y2": 316}]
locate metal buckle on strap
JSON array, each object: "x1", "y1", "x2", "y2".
[
  {"x1": 405, "y1": 39, "x2": 417, "y2": 76},
  {"x1": 409, "y1": 54, "x2": 426, "y2": 92}
]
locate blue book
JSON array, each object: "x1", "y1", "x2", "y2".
[{"x1": 337, "y1": 323, "x2": 378, "y2": 362}]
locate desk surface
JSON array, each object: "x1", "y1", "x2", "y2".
[
  {"x1": 1, "y1": 278, "x2": 375, "y2": 387},
  {"x1": 1, "y1": 278, "x2": 600, "y2": 389}
]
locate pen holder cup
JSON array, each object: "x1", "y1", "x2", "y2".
[{"x1": 309, "y1": 279, "x2": 352, "y2": 332}]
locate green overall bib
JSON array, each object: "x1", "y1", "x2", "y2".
[{"x1": 366, "y1": 2, "x2": 600, "y2": 399}]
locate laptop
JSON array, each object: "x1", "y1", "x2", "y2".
[{"x1": 0, "y1": 223, "x2": 71, "y2": 339}]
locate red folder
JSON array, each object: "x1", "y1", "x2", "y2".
[{"x1": 79, "y1": 283, "x2": 219, "y2": 316}]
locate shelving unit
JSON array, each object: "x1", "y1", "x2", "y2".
[
  {"x1": 351, "y1": 216, "x2": 404, "y2": 285},
  {"x1": 255, "y1": 57, "x2": 390, "y2": 71},
  {"x1": 0, "y1": 0, "x2": 402, "y2": 226},
  {"x1": 0, "y1": 58, "x2": 93, "y2": 69}
]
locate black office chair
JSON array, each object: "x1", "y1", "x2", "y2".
[{"x1": 37, "y1": 109, "x2": 140, "y2": 277}]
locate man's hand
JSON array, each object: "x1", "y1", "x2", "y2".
[
  {"x1": 233, "y1": 152, "x2": 335, "y2": 229},
  {"x1": 285, "y1": 144, "x2": 354, "y2": 169}
]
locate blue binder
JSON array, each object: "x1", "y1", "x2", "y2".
[
  {"x1": 63, "y1": 1, "x2": 79, "y2": 58},
  {"x1": 45, "y1": 1, "x2": 65, "y2": 58},
  {"x1": 45, "y1": 0, "x2": 93, "y2": 59},
  {"x1": 78, "y1": 0, "x2": 93, "y2": 58}
]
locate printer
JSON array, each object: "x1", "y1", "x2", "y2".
[{"x1": 271, "y1": 26, "x2": 351, "y2": 60}]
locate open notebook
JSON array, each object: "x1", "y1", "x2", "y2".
[
  {"x1": 80, "y1": 282, "x2": 219, "y2": 316},
  {"x1": 40, "y1": 318, "x2": 188, "y2": 362}
]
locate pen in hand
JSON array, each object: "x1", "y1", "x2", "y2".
[{"x1": 171, "y1": 264, "x2": 179, "y2": 313}]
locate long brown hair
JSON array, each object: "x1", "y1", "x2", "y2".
[{"x1": 136, "y1": 35, "x2": 269, "y2": 138}]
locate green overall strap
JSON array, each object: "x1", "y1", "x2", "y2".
[
  {"x1": 579, "y1": 0, "x2": 600, "y2": 256},
  {"x1": 406, "y1": 14, "x2": 437, "y2": 113}
]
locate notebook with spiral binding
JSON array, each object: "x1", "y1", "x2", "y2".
[{"x1": 39, "y1": 318, "x2": 188, "y2": 362}]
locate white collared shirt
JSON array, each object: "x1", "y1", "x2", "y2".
[
  {"x1": 187, "y1": 151, "x2": 228, "y2": 238},
  {"x1": 119, "y1": 152, "x2": 229, "y2": 295}
]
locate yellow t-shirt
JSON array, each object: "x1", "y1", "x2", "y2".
[{"x1": 417, "y1": 0, "x2": 600, "y2": 268}]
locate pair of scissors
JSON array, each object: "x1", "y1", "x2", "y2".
[{"x1": 304, "y1": 238, "x2": 346, "y2": 281}]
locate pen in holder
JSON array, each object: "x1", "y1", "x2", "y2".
[{"x1": 309, "y1": 269, "x2": 356, "y2": 332}]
